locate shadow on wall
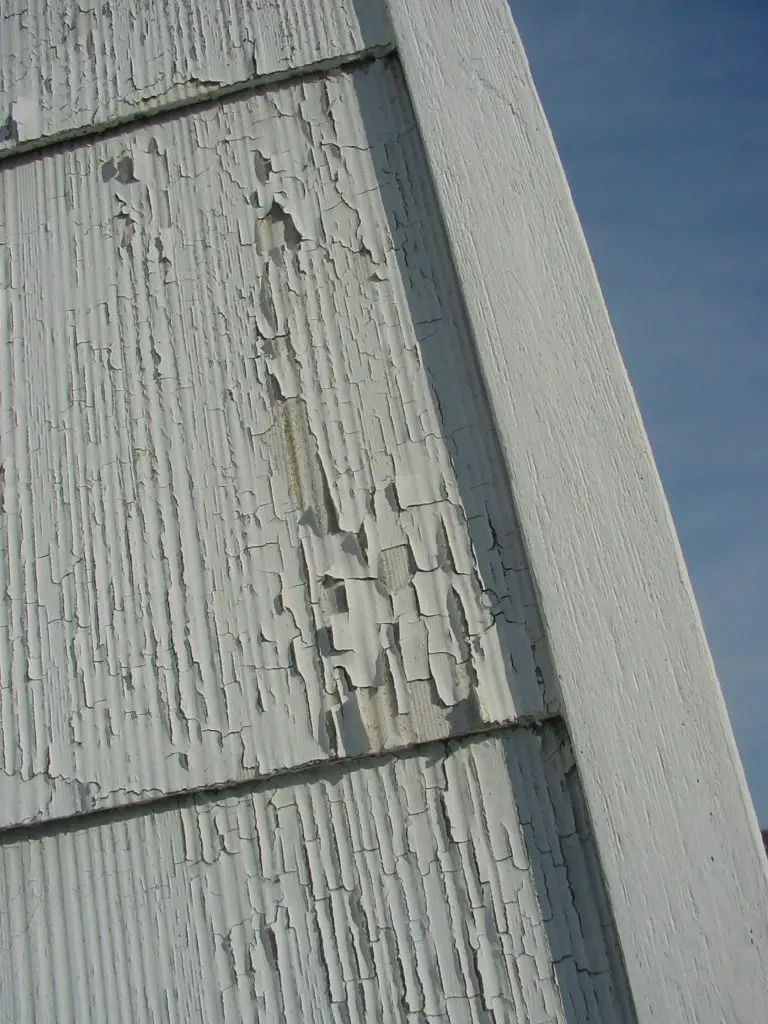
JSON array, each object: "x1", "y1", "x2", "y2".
[
  {"x1": 763, "y1": 830, "x2": 768, "y2": 856},
  {"x1": 354, "y1": 54, "x2": 638, "y2": 1024}
]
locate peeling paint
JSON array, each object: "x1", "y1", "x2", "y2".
[
  {"x1": 0, "y1": 1, "x2": 760, "y2": 1018},
  {"x1": 0, "y1": 0, "x2": 393, "y2": 153},
  {"x1": 0, "y1": 726, "x2": 634, "y2": 1022},
  {"x1": 0, "y1": 59, "x2": 557, "y2": 828}
]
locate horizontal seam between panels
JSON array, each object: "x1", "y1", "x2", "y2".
[
  {"x1": 0, "y1": 43, "x2": 395, "y2": 168},
  {"x1": 0, "y1": 712, "x2": 563, "y2": 842}
]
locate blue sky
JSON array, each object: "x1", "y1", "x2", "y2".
[{"x1": 511, "y1": 1, "x2": 768, "y2": 824}]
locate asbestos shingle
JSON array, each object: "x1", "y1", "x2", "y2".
[
  {"x1": 0, "y1": 726, "x2": 632, "y2": 1023},
  {"x1": 0, "y1": 60, "x2": 557, "y2": 829}
]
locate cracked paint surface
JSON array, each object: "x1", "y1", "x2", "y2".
[
  {"x1": 0, "y1": 726, "x2": 633, "y2": 1023},
  {"x1": 0, "y1": 59, "x2": 559, "y2": 829},
  {"x1": 0, "y1": 0, "x2": 392, "y2": 151}
]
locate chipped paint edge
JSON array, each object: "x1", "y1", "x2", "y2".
[
  {"x1": 0, "y1": 713, "x2": 561, "y2": 841},
  {"x1": 0, "y1": 43, "x2": 394, "y2": 164},
  {"x1": 383, "y1": 0, "x2": 768, "y2": 1020},
  {"x1": 0, "y1": 720, "x2": 634, "y2": 1021}
]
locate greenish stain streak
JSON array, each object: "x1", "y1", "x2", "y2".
[{"x1": 278, "y1": 402, "x2": 304, "y2": 510}]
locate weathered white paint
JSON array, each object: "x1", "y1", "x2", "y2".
[
  {"x1": 0, "y1": 726, "x2": 633, "y2": 1023},
  {"x1": 0, "y1": 59, "x2": 557, "y2": 831},
  {"x1": 383, "y1": 0, "x2": 768, "y2": 1020},
  {"x1": 0, "y1": 0, "x2": 392, "y2": 153},
  {"x1": 2, "y1": 0, "x2": 765, "y2": 1020}
]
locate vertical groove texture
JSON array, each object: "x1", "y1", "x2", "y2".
[
  {"x1": 0, "y1": 16, "x2": 639, "y2": 1019},
  {"x1": 0, "y1": 727, "x2": 632, "y2": 1023},
  {"x1": 0, "y1": 0, "x2": 392, "y2": 150},
  {"x1": 0, "y1": 60, "x2": 559, "y2": 829}
]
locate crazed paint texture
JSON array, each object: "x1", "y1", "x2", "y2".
[
  {"x1": 2, "y1": 2, "x2": 762, "y2": 1020},
  {"x1": 0, "y1": 60, "x2": 559, "y2": 829},
  {"x1": 0, "y1": 726, "x2": 634, "y2": 1022},
  {"x1": 0, "y1": 10, "x2": 641, "y2": 1020},
  {"x1": 0, "y1": 0, "x2": 393, "y2": 151}
]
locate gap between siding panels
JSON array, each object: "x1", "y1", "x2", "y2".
[
  {"x1": 0, "y1": 715, "x2": 561, "y2": 842},
  {"x1": 0, "y1": 48, "x2": 395, "y2": 166}
]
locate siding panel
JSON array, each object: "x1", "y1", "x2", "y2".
[
  {"x1": 0, "y1": 0, "x2": 392, "y2": 152},
  {"x1": 0, "y1": 60, "x2": 556, "y2": 829},
  {"x1": 0, "y1": 727, "x2": 632, "y2": 1022}
]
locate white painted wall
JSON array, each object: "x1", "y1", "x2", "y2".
[
  {"x1": 1, "y1": 0, "x2": 765, "y2": 1021},
  {"x1": 0, "y1": 728, "x2": 633, "y2": 1022},
  {"x1": 0, "y1": 0, "x2": 391, "y2": 148},
  {"x1": 1, "y1": 60, "x2": 554, "y2": 830}
]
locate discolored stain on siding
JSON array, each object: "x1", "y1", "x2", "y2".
[{"x1": 271, "y1": 390, "x2": 341, "y2": 538}]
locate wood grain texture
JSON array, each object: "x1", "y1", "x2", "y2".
[
  {"x1": 0, "y1": 59, "x2": 557, "y2": 830},
  {"x1": 0, "y1": 726, "x2": 633, "y2": 1023},
  {"x1": 383, "y1": 0, "x2": 768, "y2": 1020},
  {"x1": 0, "y1": 0, "x2": 392, "y2": 154}
]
